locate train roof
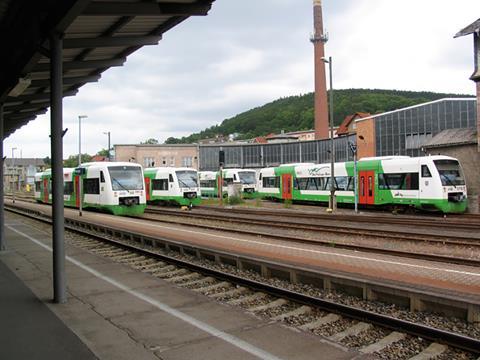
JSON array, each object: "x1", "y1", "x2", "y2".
[
  {"x1": 79, "y1": 161, "x2": 142, "y2": 168},
  {"x1": 146, "y1": 167, "x2": 197, "y2": 172}
]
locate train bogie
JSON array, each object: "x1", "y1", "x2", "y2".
[{"x1": 144, "y1": 167, "x2": 201, "y2": 207}]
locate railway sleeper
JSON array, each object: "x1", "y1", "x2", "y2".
[
  {"x1": 165, "y1": 272, "x2": 201, "y2": 283},
  {"x1": 154, "y1": 268, "x2": 188, "y2": 278},
  {"x1": 181, "y1": 277, "x2": 216, "y2": 288},
  {"x1": 408, "y1": 343, "x2": 448, "y2": 360},
  {"x1": 248, "y1": 298, "x2": 288, "y2": 312},
  {"x1": 328, "y1": 322, "x2": 372, "y2": 342},
  {"x1": 145, "y1": 264, "x2": 175, "y2": 274},
  {"x1": 359, "y1": 331, "x2": 406, "y2": 354},
  {"x1": 271, "y1": 305, "x2": 312, "y2": 321},
  {"x1": 299, "y1": 313, "x2": 341, "y2": 331},
  {"x1": 195, "y1": 281, "x2": 233, "y2": 294},
  {"x1": 227, "y1": 292, "x2": 268, "y2": 306}
]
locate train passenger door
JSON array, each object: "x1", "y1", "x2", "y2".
[
  {"x1": 145, "y1": 177, "x2": 151, "y2": 201},
  {"x1": 359, "y1": 171, "x2": 375, "y2": 205},
  {"x1": 282, "y1": 174, "x2": 292, "y2": 200},
  {"x1": 74, "y1": 175, "x2": 81, "y2": 207},
  {"x1": 43, "y1": 179, "x2": 49, "y2": 202}
]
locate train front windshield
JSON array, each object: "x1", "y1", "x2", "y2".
[
  {"x1": 176, "y1": 171, "x2": 198, "y2": 188},
  {"x1": 108, "y1": 166, "x2": 144, "y2": 190},
  {"x1": 433, "y1": 160, "x2": 465, "y2": 186},
  {"x1": 238, "y1": 171, "x2": 255, "y2": 185}
]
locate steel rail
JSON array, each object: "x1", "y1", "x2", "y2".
[
  {"x1": 145, "y1": 207, "x2": 480, "y2": 248},
  {"x1": 140, "y1": 213, "x2": 480, "y2": 267},
  {"x1": 195, "y1": 204, "x2": 480, "y2": 230},
  {"x1": 5, "y1": 204, "x2": 480, "y2": 355}
]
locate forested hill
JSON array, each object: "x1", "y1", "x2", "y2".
[{"x1": 164, "y1": 89, "x2": 473, "y2": 144}]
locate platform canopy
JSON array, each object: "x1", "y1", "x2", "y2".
[{"x1": 0, "y1": 0, "x2": 215, "y2": 138}]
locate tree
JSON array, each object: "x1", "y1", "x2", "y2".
[
  {"x1": 63, "y1": 154, "x2": 92, "y2": 167},
  {"x1": 141, "y1": 138, "x2": 159, "y2": 145},
  {"x1": 96, "y1": 148, "x2": 109, "y2": 157},
  {"x1": 43, "y1": 156, "x2": 51, "y2": 166}
]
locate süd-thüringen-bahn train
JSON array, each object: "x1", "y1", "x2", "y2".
[
  {"x1": 35, "y1": 162, "x2": 146, "y2": 216},
  {"x1": 257, "y1": 155, "x2": 467, "y2": 213}
]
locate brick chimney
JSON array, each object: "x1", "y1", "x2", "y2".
[{"x1": 310, "y1": 0, "x2": 329, "y2": 140}]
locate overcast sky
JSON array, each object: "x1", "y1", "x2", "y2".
[{"x1": 5, "y1": 0, "x2": 480, "y2": 159}]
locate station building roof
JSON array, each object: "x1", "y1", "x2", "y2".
[
  {"x1": 423, "y1": 128, "x2": 477, "y2": 148},
  {"x1": 0, "y1": 0, "x2": 215, "y2": 138}
]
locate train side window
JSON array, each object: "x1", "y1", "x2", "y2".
[
  {"x1": 169, "y1": 174, "x2": 174, "y2": 182},
  {"x1": 152, "y1": 179, "x2": 168, "y2": 191},
  {"x1": 259, "y1": 173, "x2": 262, "y2": 181},
  {"x1": 233, "y1": 174, "x2": 237, "y2": 181},
  {"x1": 64, "y1": 181, "x2": 74, "y2": 195},
  {"x1": 360, "y1": 176, "x2": 365, "y2": 196},
  {"x1": 84, "y1": 178, "x2": 100, "y2": 194},
  {"x1": 100, "y1": 171, "x2": 105, "y2": 183},
  {"x1": 368, "y1": 176, "x2": 373, "y2": 197},
  {"x1": 421, "y1": 165, "x2": 432, "y2": 177},
  {"x1": 35, "y1": 181, "x2": 41, "y2": 192}
]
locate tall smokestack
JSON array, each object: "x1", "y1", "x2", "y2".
[{"x1": 310, "y1": 0, "x2": 329, "y2": 140}]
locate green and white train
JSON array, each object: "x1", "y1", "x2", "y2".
[
  {"x1": 144, "y1": 167, "x2": 201, "y2": 206},
  {"x1": 257, "y1": 155, "x2": 467, "y2": 213},
  {"x1": 34, "y1": 162, "x2": 146, "y2": 216},
  {"x1": 199, "y1": 168, "x2": 257, "y2": 198}
]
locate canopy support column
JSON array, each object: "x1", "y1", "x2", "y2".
[
  {"x1": 50, "y1": 31, "x2": 66, "y2": 303},
  {"x1": 0, "y1": 103, "x2": 5, "y2": 251}
]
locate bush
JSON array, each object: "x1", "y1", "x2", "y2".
[
  {"x1": 284, "y1": 199, "x2": 292, "y2": 208},
  {"x1": 227, "y1": 196, "x2": 244, "y2": 205}
]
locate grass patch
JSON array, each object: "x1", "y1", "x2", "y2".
[{"x1": 284, "y1": 199, "x2": 292, "y2": 209}]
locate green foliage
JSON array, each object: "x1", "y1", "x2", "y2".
[
  {"x1": 96, "y1": 148, "x2": 109, "y2": 157},
  {"x1": 227, "y1": 195, "x2": 244, "y2": 205},
  {"x1": 284, "y1": 199, "x2": 292, "y2": 209},
  {"x1": 141, "y1": 138, "x2": 159, "y2": 144},
  {"x1": 164, "y1": 89, "x2": 473, "y2": 144},
  {"x1": 63, "y1": 154, "x2": 92, "y2": 167},
  {"x1": 43, "y1": 156, "x2": 51, "y2": 166}
]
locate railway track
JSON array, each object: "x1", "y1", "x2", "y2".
[
  {"x1": 6, "y1": 205, "x2": 480, "y2": 359},
  {"x1": 196, "y1": 204, "x2": 480, "y2": 230},
  {"x1": 143, "y1": 207, "x2": 480, "y2": 267}
]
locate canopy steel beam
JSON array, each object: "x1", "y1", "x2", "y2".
[
  {"x1": 63, "y1": 35, "x2": 161, "y2": 49},
  {"x1": 35, "y1": 58, "x2": 126, "y2": 72},
  {"x1": 3, "y1": 103, "x2": 49, "y2": 113},
  {"x1": 30, "y1": 74, "x2": 101, "y2": 88},
  {"x1": 7, "y1": 90, "x2": 77, "y2": 102},
  {"x1": 84, "y1": 1, "x2": 212, "y2": 16}
]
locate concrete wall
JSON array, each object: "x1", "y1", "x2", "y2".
[
  {"x1": 114, "y1": 145, "x2": 199, "y2": 169},
  {"x1": 477, "y1": 82, "x2": 480, "y2": 151},
  {"x1": 425, "y1": 144, "x2": 480, "y2": 213},
  {"x1": 355, "y1": 118, "x2": 376, "y2": 159}
]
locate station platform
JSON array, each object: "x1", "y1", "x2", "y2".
[{"x1": 0, "y1": 212, "x2": 368, "y2": 360}]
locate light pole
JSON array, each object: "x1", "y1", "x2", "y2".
[
  {"x1": 349, "y1": 141, "x2": 358, "y2": 213},
  {"x1": 322, "y1": 56, "x2": 335, "y2": 212},
  {"x1": 78, "y1": 115, "x2": 87, "y2": 166},
  {"x1": 78, "y1": 115, "x2": 87, "y2": 216},
  {"x1": 103, "y1": 131, "x2": 111, "y2": 161},
  {"x1": 11, "y1": 147, "x2": 16, "y2": 203}
]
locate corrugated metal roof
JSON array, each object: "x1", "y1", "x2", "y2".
[
  {"x1": 0, "y1": 0, "x2": 215, "y2": 138},
  {"x1": 423, "y1": 128, "x2": 477, "y2": 148}
]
